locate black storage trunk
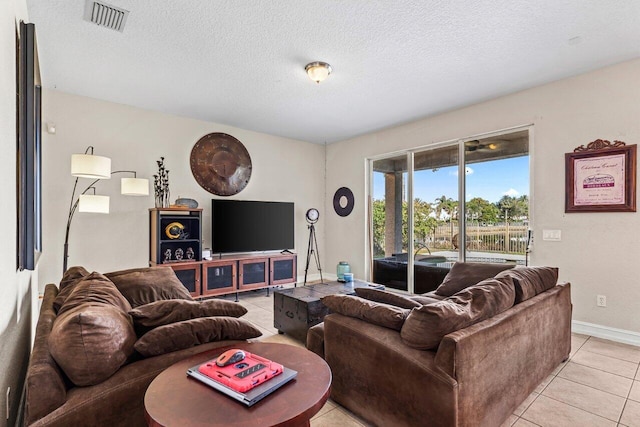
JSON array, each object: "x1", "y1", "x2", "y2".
[{"x1": 273, "y1": 281, "x2": 384, "y2": 342}]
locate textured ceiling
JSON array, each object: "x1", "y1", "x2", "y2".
[{"x1": 26, "y1": 0, "x2": 640, "y2": 144}]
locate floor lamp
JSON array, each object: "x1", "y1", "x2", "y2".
[{"x1": 63, "y1": 146, "x2": 149, "y2": 273}]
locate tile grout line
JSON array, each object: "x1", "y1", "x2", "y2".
[
  {"x1": 539, "y1": 387, "x2": 625, "y2": 424},
  {"x1": 580, "y1": 348, "x2": 640, "y2": 365},
  {"x1": 566, "y1": 358, "x2": 638, "y2": 381},
  {"x1": 531, "y1": 393, "x2": 621, "y2": 425}
]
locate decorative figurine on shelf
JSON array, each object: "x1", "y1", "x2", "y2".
[
  {"x1": 154, "y1": 157, "x2": 170, "y2": 208},
  {"x1": 163, "y1": 248, "x2": 172, "y2": 263},
  {"x1": 186, "y1": 247, "x2": 195, "y2": 260},
  {"x1": 175, "y1": 248, "x2": 184, "y2": 261}
]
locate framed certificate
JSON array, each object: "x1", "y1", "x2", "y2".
[{"x1": 565, "y1": 140, "x2": 636, "y2": 212}]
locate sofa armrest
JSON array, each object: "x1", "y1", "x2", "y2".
[
  {"x1": 306, "y1": 322, "x2": 325, "y2": 359},
  {"x1": 434, "y1": 283, "x2": 572, "y2": 427}
]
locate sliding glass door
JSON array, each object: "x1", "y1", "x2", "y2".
[{"x1": 369, "y1": 129, "x2": 530, "y2": 293}]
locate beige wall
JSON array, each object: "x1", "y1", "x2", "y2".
[
  {"x1": 38, "y1": 90, "x2": 326, "y2": 288},
  {"x1": 324, "y1": 58, "x2": 640, "y2": 334},
  {"x1": 36, "y1": 49, "x2": 640, "y2": 338},
  {"x1": 0, "y1": 0, "x2": 39, "y2": 425}
]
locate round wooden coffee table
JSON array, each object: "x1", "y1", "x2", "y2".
[{"x1": 144, "y1": 342, "x2": 331, "y2": 427}]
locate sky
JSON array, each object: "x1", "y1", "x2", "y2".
[{"x1": 373, "y1": 156, "x2": 529, "y2": 204}]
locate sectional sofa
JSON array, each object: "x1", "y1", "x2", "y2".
[
  {"x1": 24, "y1": 266, "x2": 261, "y2": 426},
  {"x1": 307, "y1": 263, "x2": 572, "y2": 427}
]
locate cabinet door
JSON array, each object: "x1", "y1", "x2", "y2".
[
  {"x1": 202, "y1": 260, "x2": 236, "y2": 296},
  {"x1": 270, "y1": 255, "x2": 297, "y2": 285},
  {"x1": 238, "y1": 258, "x2": 268, "y2": 290},
  {"x1": 170, "y1": 263, "x2": 201, "y2": 297}
]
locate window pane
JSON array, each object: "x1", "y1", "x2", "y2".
[
  {"x1": 371, "y1": 155, "x2": 409, "y2": 291},
  {"x1": 414, "y1": 145, "x2": 460, "y2": 263},
  {"x1": 464, "y1": 131, "x2": 529, "y2": 264}
]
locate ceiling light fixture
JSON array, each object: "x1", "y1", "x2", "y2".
[{"x1": 305, "y1": 61, "x2": 332, "y2": 84}]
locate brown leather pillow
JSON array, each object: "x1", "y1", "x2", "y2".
[
  {"x1": 496, "y1": 266, "x2": 558, "y2": 303},
  {"x1": 48, "y1": 303, "x2": 136, "y2": 386},
  {"x1": 434, "y1": 262, "x2": 514, "y2": 297},
  {"x1": 60, "y1": 266, "x2": 90, "y2": 290},
  {"x1": 129, "y1": 299, "x2": 248, "y2": 335},
  {"x1": 321, "y1": 294, "x2": 409, "y2": 331},
  {"x1": 401, "y1": 276, "x2": 515, "y2": 350},
  {"x1": 58, "y1": 272, "x2": 131, "y2": 315},
  {"x1": 105, "y1": 266, "x2": 193, "y2": 308},
  {"x1": 134, "y1": 317, "x2": 262, "y2": 357},
  {"x1": 53, "y1": 266, "x2": 90, "y2": 312},
  {"x1": 354, "y1": 288, "x2": 422, "y2": 309}
]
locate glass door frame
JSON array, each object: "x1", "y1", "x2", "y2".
[{"x1": 367, "y1": 125, "x2": 533, "y2": 294}]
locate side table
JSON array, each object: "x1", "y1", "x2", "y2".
[
  {"x1": 273, "y1": 280, "x2": 384, "y2": 341},
  {"x1": 144, "y1": 342, "x2": 331, "y2": 427}
]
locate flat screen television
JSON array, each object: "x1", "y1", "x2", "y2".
[{"x1": 212, "y1": 200, "x2": 294, "y2": 253}]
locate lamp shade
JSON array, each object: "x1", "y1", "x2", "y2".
[
  {"x1": 121, "y1": 177, "x2": 149, "y2": 196},
  {"x1": 78, "y1": 195, "x2": 110, "y2": 213},
  {"x1": 71, "y1": 154, "x2": 111, "y2": 179}
]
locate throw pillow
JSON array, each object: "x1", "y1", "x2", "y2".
[
  {"x1": 434, "y1": 262, "x2": 514, "y2": 297},
  {"x1": 129, "y1": 299, "x2": 248, "y2": 335},
  {"x1": 496, "y1": 266, "x2": 558, "y2": 303},
  {"x1": 48, "y1": 302, "x2": 136, "y2": 386},
  {"x1": 401, "y1": 276, "x2": 515, "y2": 350},
  {"x1": 354, "y1": 288, "x2": 422, "y2": 309},
  {"x1": 320, "y1": 294, "x2": 409, "y2": 331},
  {"x1": 58, "y1": 272, "x2": 131, "y2": 315},
  {"x1": 53, "y1": 266, "x2": 90, "y2": 312},
  {"x1": 134, "y1": 317, "x2": 262, "y2": 357},
  {"x1": 105, "y1": 266, "x2": 193, "y2": 308},
  {"x1": 59, "y1": 266, "x2": 90, "y2": 290}
]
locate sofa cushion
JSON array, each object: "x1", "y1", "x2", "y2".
[
  {"x1": 354, "y1": 288, "x2": 422, "y2": 309},
  {"x1": 321, "y1": 294, "x2": 409, "y2": 331},
  {"x1": 49, "y1": 302, "x2": 137, "y2": 386},
  {"x1": 401, "y1": 276, "x2": 515, "y2": 350},
  {"x1": 134, "y1": 317, "x2": 262, "y2": 357},
  {"x1": 53, "y1": 266, "x2": 91, "y2": 312},
  {"x1": 496, "y1": 266, "x2": 559, "y2": 303},
  {"x1": 434, "y1": 262, "x2": 514, "y2": 297},
  {"x1": 105, "y1": 266, "x2": 193, "y2": 308},
  {"x1": 58, "y1": 272, "x2": 131, "y2": 315},
  {"x1": 128, "y1": 299, "x2": 248, "y2": 335}
]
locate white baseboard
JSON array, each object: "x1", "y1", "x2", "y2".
[{"x1": 572, "y1": 320, "x2": 640, "y2": 347}]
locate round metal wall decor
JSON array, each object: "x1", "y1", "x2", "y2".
[
  {"x1": 190, "y1": 133, "x2": 252, "y2": 196},
  {"x1": 333, "y1": 187, "x2": 354, "y2": 217}
]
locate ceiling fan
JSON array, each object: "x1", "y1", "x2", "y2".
[{"x1": 464, "y1": 139, "x2": 504, "y2": 152}]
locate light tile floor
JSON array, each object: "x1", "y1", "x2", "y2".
[{"x1": 223, "y1": 288, "x2": 640, "y2": 427}]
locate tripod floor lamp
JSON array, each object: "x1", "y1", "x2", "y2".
[
  {"x1": 303, "y1": 208, "x2": 323, "y2": 286},
  {"x1": 63, "y1": 146, "x2": 149, "y2": 273}
]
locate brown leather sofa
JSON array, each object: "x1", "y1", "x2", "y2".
[
  {"x1": 24, "y1": 267, "x2": 259, "y2": 427},
  {"x1": 307, "y1": 264, "x2": 572, "y2": 427}
]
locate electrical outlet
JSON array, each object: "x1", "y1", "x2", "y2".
[
  {"x1": 6, "y1": 387, "x2": 10, "y2": 420},
  {"x1": 597, "y1": 295, "x2": 607, "y2": 307}
]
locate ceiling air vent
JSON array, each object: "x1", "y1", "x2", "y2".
[{"x1": 83, "y1": 0, "x2": 129, "y2": 32}]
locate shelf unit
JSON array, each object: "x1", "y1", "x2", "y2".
[
  {"x1": 149, "y1": 208, "x2": 202, "y2": 264},
  {"x1": 149, "y1": 208, "x2": 297, "y2": 298}
]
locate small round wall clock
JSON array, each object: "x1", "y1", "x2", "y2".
[{"x1": 190, "y1": 133, "x2": 252, "y2": 196}]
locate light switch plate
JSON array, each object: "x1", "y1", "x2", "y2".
[{"x1": 542, "y1": 229, "x2": 561, "y2": 241}]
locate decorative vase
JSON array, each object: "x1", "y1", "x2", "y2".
[
  {"x1": 337, "y1": 261, "x2": 351, "y2": 281},
  {"x1": 154, "y1": 157, "x2": 170, "y2": 208}
]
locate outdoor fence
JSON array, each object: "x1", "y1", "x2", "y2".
[{"x1": 419, "y1": 221, "x2": 529, "y2": 254}]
